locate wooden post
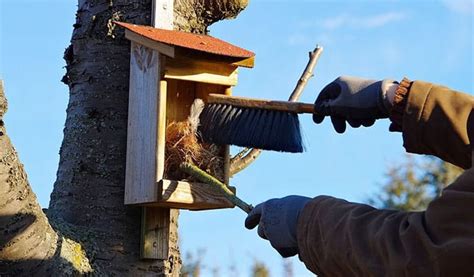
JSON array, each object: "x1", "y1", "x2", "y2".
[
  {"x1": 141, "y1": 57, "x2": 170, "y2": 260},
  {"x1": 141, "y1": 0, "x2": 176, "y2": 265},
  {"x1": 141, "y1": 207, "x2": 170, "y2": 259},
  {"x1": 152, "y1": 0, "x2": 173, "y2": 29},
  {"x1": 223, "y1": 87, "x2": 232, "y2": 184}
]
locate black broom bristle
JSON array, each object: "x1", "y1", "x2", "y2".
[{"x1": 198, "y1": 103, "x2": 304, "y2": 153}]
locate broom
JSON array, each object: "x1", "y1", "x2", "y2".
[{"x1": 197, "y1": 94, "x2": 316, "y2": 153}]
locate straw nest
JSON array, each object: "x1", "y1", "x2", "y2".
[{"x1": 165, "y1": 121, "x2": 224, "y2": 182}]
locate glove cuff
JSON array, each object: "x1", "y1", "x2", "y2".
[
  {"x1": 389, "y1": 77, "x2": 412, "y2": 132},
  {"x1": 379, "y1": 79, "x2": 398, "y2": 115}
]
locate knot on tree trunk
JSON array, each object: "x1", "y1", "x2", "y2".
[
  {"x1": 0, "y1": 81, "x2": 7, "y2": 117},
  {"x1": 174, "y1": 0, "x2": 248, "y2": 33}
]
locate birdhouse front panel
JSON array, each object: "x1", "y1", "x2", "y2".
[{"x1": 117, "y1": 22, "x2": 255, "y2": 210}]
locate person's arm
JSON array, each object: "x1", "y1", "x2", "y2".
[
  {"x1": 298, "y1": 167, "x2": 474, "y2": 276},
  {"x1": 246, "y1": 77, "x2": 474, "y2": 275},
  {"x1": 297, "y1": 79, "x2": 474, "y2": 275},
  {"x1": 313, "y1": 76, "x2": 473, "y2": 168},
  {"x1": 390, "y1": 78, "x2": 473, "y2": 169}
]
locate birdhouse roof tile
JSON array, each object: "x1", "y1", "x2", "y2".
[{"x1": 115, "y1": 22, "x2": 255, "y2": 59}]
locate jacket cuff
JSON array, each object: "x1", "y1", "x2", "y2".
[
  {"x1": 400, "y1": 80, "x2": 434, "y2": 154},
  {"x1": 389, "y1": 78, "x2": 412, "y2": 132},
  {"x1": 297, "y1": 196, "x2": 329, "y2": 274}
]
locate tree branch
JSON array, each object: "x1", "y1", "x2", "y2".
[
  {"x1": 0, "y1": 82, "x2": 58, "y2": 267},
  {"x1": 180, "y1": 162, "x2": 253, "y2": 213},
  {"x1": 0, "y1": 81, "x2": 92, "y2": 275},
  {"x1": 174, "y1": 0, "x2": 248, "y2": 33},
  {"x1": 229, "y1": 147, "x2": 261, "y2": 176},
  {"x1": 288, "y1": 46, "x2": 324, "y2": 102},
  {"x1": 229, "y1": 46, "x2": 324, "y2": 176}
]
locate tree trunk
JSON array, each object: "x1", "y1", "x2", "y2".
[
  {"x1": 0, "y1": 82, "x2": 59, "y2": 275},
  {"x1": 0, "y1": 0, "x2": 247, "y2": 275}
]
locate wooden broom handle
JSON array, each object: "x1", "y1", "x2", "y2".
[{"x1": 207, "y1": 94, "x2": 315, "y2": 114}]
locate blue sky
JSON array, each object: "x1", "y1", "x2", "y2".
[{"x1": 1, "y1": 0, "x2": 472, "y2": 276}]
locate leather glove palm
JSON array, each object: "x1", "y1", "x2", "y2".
[
  {"x1": 313, "y1": 76, "x2": 397, "y2": 133},
  {"x1": 245, "y1": 196, "x2": 311, "y2": 258}
]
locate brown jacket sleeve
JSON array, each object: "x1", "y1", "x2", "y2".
[
  {"x1": 401, "y1": 80, "x2": 473, "y2": 169},
  {"x1": 297, "y1": 82, "x2": 474, "y2": 276}
]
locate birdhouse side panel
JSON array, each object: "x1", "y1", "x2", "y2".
[{"x1": 125, "y1": 42, "x2": 162, "y2": 205}]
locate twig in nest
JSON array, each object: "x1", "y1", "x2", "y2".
[{"x1": 180, "y1": 162, "x2": 253, "y2": 214}]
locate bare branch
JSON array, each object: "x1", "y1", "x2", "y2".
[
  {"x1": 229, "y1": 46, "x2": 324, "y2": 176},
  {"x1": 289, "y1": 46, "x2": 324, "y2": 101}
]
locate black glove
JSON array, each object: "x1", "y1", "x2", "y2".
[
  {"x1": 313, "y1": 76, "x2": 398, "y2": 133},
  {"x1": 245, "y1": 196, "x2": 311, "y2": 257}
]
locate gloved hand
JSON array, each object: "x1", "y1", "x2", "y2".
[
  {"x1": 313, "y1": 76, "x2": 398, "y2": 133},
  {"x1": 245, "y1": 195, "x2": 311, "y2": 257}
]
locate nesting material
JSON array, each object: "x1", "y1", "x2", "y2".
[{"x1": 164, "y1": 100, "x2": 224, "y2": 182}]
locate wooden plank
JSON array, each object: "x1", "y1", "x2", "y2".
[
  {"x1": 152, "y1": 0, "x2": 173, "y2": 29},
  {"x1": 156, "y1": 179, "x2": 235, "y2": 210},
  {"x1": 141, "y1": 0, "x2": 175, "y2": 264},
  {"x1": 165, "y1": 57, "x2": 238, "y2": 86},
  {"x1": 125, "y1": 30, "x2": 175, "y2": 58},
  {"x1": 141, "y1": 207, "x2": 170, "y2": 259},
  {"x1": 125, "y1": 42, "x2": 161, "y2": 205},
  {"x1": 156, "y1": 78, "x2": 167, "y2": 181}
]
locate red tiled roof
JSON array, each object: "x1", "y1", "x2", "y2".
[{"x1": 115, "y1": 22, "x2": 255, "y2": 59}]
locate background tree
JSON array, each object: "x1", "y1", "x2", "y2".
[
  {"x1": 282, "y1": 259, "x2": 294, "y2": 277},
  {"x1": 0, "y1": 0, "x2": 248, "y2": 275},
  {"x1": 181, "y1": 249, "x2": 205, "y2": 277},
  {"x1": 368, "y1": 155, "x2": 463, "y2": 211},
  {"x1": 251, "y1": 260, "x2": 270, "y2": 277}
]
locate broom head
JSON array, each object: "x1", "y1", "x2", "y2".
[{"x1": 198, "y1": 103, "x2": 304, "y2": 153}]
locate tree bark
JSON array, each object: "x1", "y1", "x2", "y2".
[
  {"x1": 43, "y1": 0, "x2": 247, "y2": 275},
  {"x1": 1, "y1": 0, "x2": 248, "y2": 275},
  {"x1": 0, "y1": 83, "x2": 60, "y2": 275},
  {"x1": 174, "y1": 0, "x2": 248, "y2": 33},
  {"x1": 0, "y1": 83, "x2": 94, "y2": 276}
]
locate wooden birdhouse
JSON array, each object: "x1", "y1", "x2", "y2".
[{"x1": 116, "y1": 22, "x2": 255, "y2": 211}]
